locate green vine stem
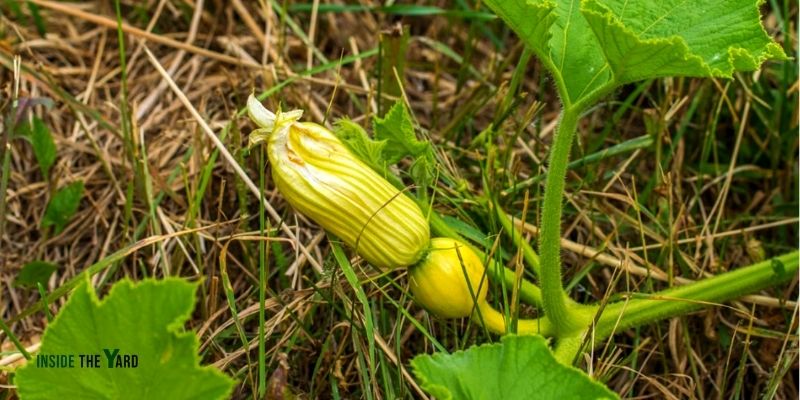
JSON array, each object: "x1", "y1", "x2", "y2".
[
  {"x1": 549, "y1": 251, "x2": 798, "y2": 365},
  {"x1": 552, "y1": 336, "x2": 583, "y2": 365},
  {"x1": 538, "y1": 108, "x2": 585, "y2": 335},
  {"x1": 493, "y1": 204, "x2": 540, "y2": 275},
  {"x1": 594, "y1": 251, "x2": 799, "y2": 341},
  {"x1": 475, "y1": 301, "x2": 554, "y2": 337},
  {"x1": 493, "y1": 203, "x2": 591, "y2": 315}
]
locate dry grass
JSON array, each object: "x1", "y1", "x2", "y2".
[{"x1": 0, "y1": 1, "x2": 798, "y2": 399}]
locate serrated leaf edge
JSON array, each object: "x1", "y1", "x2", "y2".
[
  {"x1": 410, "y1": 334, "x2": 619, "y2": 400},
  {"x1": 580, "y1": 0, "x2": 787, "y2": 82},
  {"x1": 17, "y1": 274, "x2": 236, "y2": 400}
]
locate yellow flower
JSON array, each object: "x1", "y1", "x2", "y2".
[
  {"x1": 409, "y1": 237, "x2": 488, "y2": 318},
  {"x1": 247, "y1": 95, "x2": 430, "y2": 270}
]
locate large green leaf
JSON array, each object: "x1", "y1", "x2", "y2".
[
  {"x1": 484, "y1": 0, "x2": 612, "y2": 104},
  {"x1": 581, "y1": 0, "x2": 787, "y2": 83},
  {"x1": 411, "y1": 335, "x2": 618, "y2": 400},
  {"x1": 16, "y1": 276, "x2": 235, "y2": 400},
  {"x1": 484, "y1": 0, "x2": 787, "y2": 105},
  {"x1": 482, "y1": 0, "x2": 555, "y2": 62}
]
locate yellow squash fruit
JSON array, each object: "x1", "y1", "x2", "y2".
[
  {"x1": 247, "y1": 95, "x2": 430, "y2": 270},
  {"x1": 409, "y1": 237, "x2": 553, "y2": 336},
  {"x1": 409, "y1": 237, "x2": 488, "y2": 318}
]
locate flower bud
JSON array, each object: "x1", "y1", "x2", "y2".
[
  {"x1": 409, "y1": 237, "x2": 488, "y2": 318},
  {"x1": 247, "y1": 95, "x2": 430, "y2": 270}
]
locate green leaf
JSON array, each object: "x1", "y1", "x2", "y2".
[
  {"x1": 484, "y1": 0, "x2": 610, "y2": 104},
  {"x1": 335, "y1": 114, "x2": 434, "y2": 197},
  {"x1": 580, "y1": 0, "x2": 787, "y2": 83},
  {"x1": 14, "y1": 261, "x2": 58, "y2": 288},
  {"x1": 409, "y1": 150, "x2": 435, "y2": 193},
  {"x1": 483, "y1": 0, "x2": 786, "y2": 105},
  {"x1": 19, "y1": 117, "x2": 57, "y2": 178},
  {"x1": 411, "y1": 335, "x2": 618, "y2": 400},
  {"x1": 372, "y1": 101, "x2": 429, "y2": 164},
  {"x1": 334, "y1": 118, "x2": 388, "y2": 173},
  {"x1": 16, "y1": 276, "x2": 235, "y2": 400},
  {"x1": 41, "y1": 181, "x2": 83, "y2": 234}
]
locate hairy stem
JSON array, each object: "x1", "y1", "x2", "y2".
[
  {"x1": 494, "y1": 204, "x2": 595, "y2": 311},
  {"x1": 552, "y1": 336, "x2": 583, "y2": 365},
  {"x1": 476, "y1": 301, "x2": 554, "y2": 337},
  {"x1": 594, "y1": 251, "x2": 799, "y2": 341},
  {"x1": 539, "y1": 109, "x2": 584, "y2": 335}
]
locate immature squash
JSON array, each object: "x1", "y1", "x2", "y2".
[
  {"x1": 409, "y1": 237, "x2": 553, "y2": 336},
  {"x1": 409, "y1": 237, "x2": 488, "y2": 318},
  {"x1": 247, "y1": 95, "x2": 430, "y2": 270}
]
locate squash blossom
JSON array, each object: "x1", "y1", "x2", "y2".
[
  {"x1": 409, "y1": 237, "x2": 488, "y2": 318},
  {"x1": 247, "y1": 95, "x2": 430, "y2": 270}
]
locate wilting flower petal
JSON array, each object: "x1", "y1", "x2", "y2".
[{"x1": 247, "y1": 95, "x2": 430, "y2": 270}]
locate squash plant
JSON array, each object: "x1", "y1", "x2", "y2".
[
  {"x1": 475, "y1": 0, "x2": 794, "y2": 360},
  {"x1": 411, "y1": 0, "x2": 795, "y2": 397},
  {"x1": 242, "y1": 1, "x2": 794, "y2": 396}
]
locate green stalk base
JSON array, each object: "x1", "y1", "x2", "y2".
[
  {"x1": 538, "y1": 109, "x2": 585, "y2": 335},
  {"x1": 595, "y1": 251, "x2": 799, "y2": 340}
]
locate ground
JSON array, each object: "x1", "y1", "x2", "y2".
[{"x1": 0, "y1": 1, "x2": 797, "y2": 399}]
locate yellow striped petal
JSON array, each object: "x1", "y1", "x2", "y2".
[{"x1": 247, "y1": 95, "x2": 430, "y2": 270}]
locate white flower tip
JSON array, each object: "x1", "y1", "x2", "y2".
[{"x1": 247, "y1": 94, "x2": 276, "y2": 130}]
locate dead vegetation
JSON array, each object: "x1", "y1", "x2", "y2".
[{"x1": 1, "y1": 1, "x2": 798, "y2": 398}]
